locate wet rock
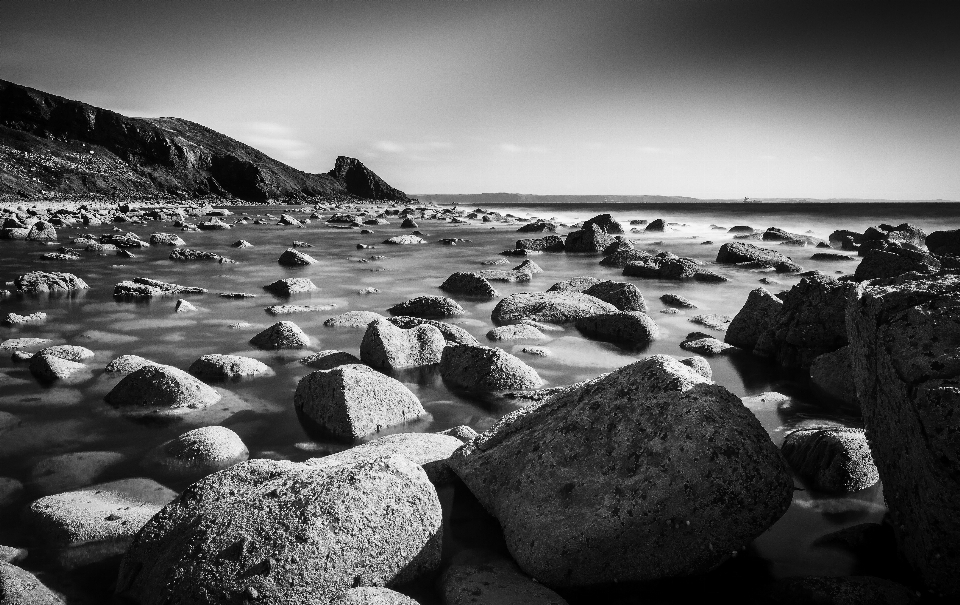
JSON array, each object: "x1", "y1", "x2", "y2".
[
  {"x1": 439, "y1": 425, "x2": 480, "y2": 443},
  {"x1": 0, "y1": 478, "x2": 24, "y2": 508},
  {"x1": 716, "y1": 242, "x2": 803, "y2": 272},
  {"x1": 388, "y1": 295, "x2": 465, "y2": 319},
  {"x1": 926, "y1": 229, "x2": 960, "y2": 256},
  {"x1": 728, "y1": 225, "x2": 755, "y2": 234},
  {"x1": 513, "y1": 259, "x2": 543, "y2": 274},
  {"x1": 117, "y1": 456, "x2": 441, "y2": 605},
  {"x1": 105, "y1": 364, "x2": 221, "y2": 411},
  {"x1": 645, "y1": 218, "x2": 666, "y2": 231},
  {"x1": 690, "y1": 313, "x2": 732, "y2": 331},
  {"x1": 439, "y1": 272, "x2": 499, "y2": 299},
  {"x1": 141, "y1": 426, "x2": 249, "y2": 482},
  {"x1": 324, "y1": 310, "x2": 385, "y2": 329},
  {"x1": 781, "y1": 427, "x2": 879, "y2": 493},
  {"x1": 29, "y1": 353, "x2": 88, "y2": 383},
  {"x1": 809, "y1": 346, "x2": 858, "y2": 407},
  {"x1": 449, "y1": 355, "x2": 792, "y2": 585},
  {"x1": 400, "y1": 218, "x2": 418, "y2": 228},
  {"x1": 332, "y1": 587, "x2": 419, "y2": 605},
  {"x1": 661, "y1": 293, "x2": 696, "y2": 308},
  {"x1": 0, "y1": 562, "x2": 65, "y2": 604},
  {"x1": 14, "y1": 271, "x2": 89, "y2": 293},
  {"x1": 847, "y1": 273, "x2": 960, "y2": 596},
  {"x1": 149, "y1": 233, "x2": 186, "y2": 246},
  {"x1": 761, "y1": 576, "x2": 918, "y2": 605},
  {"x1": 725, "y1": 288, "x2": 784, "y2": 351},
  {"x1": 28, "y1": 451, "x2": 126, "y2": 496},
  {"x1": 383, "y1": 235, "x2": 426, "y2": 245},
  {"x1": 299, "y1": 350, "x2": 361, "y2": 370},
  {"x1": 306, "y1": 432, "x2": 463, "y2": 484},
  {"x1": 582, "y1": 213, "x2": 624, "y2": 234},
  {"x1": 360, "y1": 319, "x2": 446, "y2": 371},
  {"x1": 853, "y1": 243, "x2": 940, "y2": 281},
  {"x1": 599, "y1": 249, "x2": 656, "y2": 268},
  {"x1": 169, "y1": 248, "x2": 224, "y2": 261},
  {"x1": 114, "y1": 276, "x2": 206, "y2": 298},
  {"x1": 278, "y1": 213, "x2": 303, "y2": 227},
  {"x1": 762, "y1": 227, "x2": 823, "y2": 246},
  {"x1": 295, "y1": 364, "x2": 427, "y2": 441},
  {"x1": 517, "y1": 220, "x2": 557, "y2": 233},
  {"x1": 197, "y1": 217, "x2": 231, "y2": 230},
  {"x1": 249, "y1": 321, "x2": 311, "y2": 349},
  {"x1": 680, "y1": 336, "x2": 734, "y2": 356},
  {"x1": 575, "y1": 311, "x2": 659, "y2": 346},
  {"x1": 564, "y1": 224, "x2": 614, "y2": 253},
  {"x1": 104, "y1": 354, "x2": 154, "y2": 374},
  {"x1": 265, "y1": 303, "x2": 336, "y2": 315},
  {"x1": 26, "y1": 220, "x2": 57, "y2": 241},
  {"x1": 623, "y1": 253, "x2": 725, "y2": 282},
  {"x1": 486, "y1": 324, "x2": 547, "y2": 341},
  {"x1": 812, "y1": 252, "x2": 854, "y2": 261},
  {"x1": 583, "y1": 280, "x2": 647, "y2": 312},
  {"x1": 2, "y1": 311, "x2": 46, "y2": 326},
  {"x1": 386, "y1": 316, "x2": 479, "y2": 345},
  {"x1": 516, "y1": 235, "x2": 565, "y2": 252},
  {"x1": 863, "y1": 223, "x2": 927, "y2": 249},
  {"x1": 277, "y1": 248, "x2": 318, "y2": 266},
  {"x1": 440, "y1": 344, "x2": 544, "y2": 391},
  {"x1": 546, "y1": 276, "x2": 601, "y2": 292},
  {"x1": 492, "y1": 291, "x2": 617, "y2": 325},
  {"x1": 440, "y1": 549, "x2": 570, "y2": 605},
  {"x1": 262, "y1": 277, "x2": 318, "y2": 296},
  {"x1": 231, "y1": 239, "x2": 253, "y2": 248},
  {"x1": 188, "y1": 354, "x2": 275, "y2": 380}
]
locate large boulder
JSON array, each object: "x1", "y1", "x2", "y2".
[
  {"x1": 386, "y1": 316, "x2": 479, "y2": 345},
  {"x1": 387, "y1": 295, "x2": 464, "y2": 319},
  {"x1": 277, "y1": 248, "x2": 318, "y2": 266},
  {"x1": 29, "y1": 353, "x2": 88, "y2": 382},
  {"x1": 105, "y1": 364, "x2": 221, "y2": 411},
  {"x1": 439, "y1": 344, "x2": 544, "y2": 391},
  {"x1": 724, "y1": 288, "x2": 784, "y2": 351},
  {"x1": 582, "y1": 280, "x2": 647, "y2": 312},
  {"x1": 926, "y1": 229, "x2": 960, "y2": 256},
  {"x1": 14, "y1": 271, "x2": 89, "y2": 294},
  {"x1": 250, "y1": 321, "x2": 311, "y2": 349},
  {"x1": 516, "y1": 235, "x2": 565, "y2": 252},
  {"x1": 623, "y1": 253, "x2": 726, "y2": 282},
  {"x1": 0, "y1": 562, "x2": 65, "y2": 604},
  {"x1": 439, "y1": 272, "x2": 499, "y2": 299},
  {"x1": 853, "y1": 243, "x2": 940, "y2": 281},
  {"x1": 715, "y1": 242, "x2": 802, "y2": 272},
  {"x1": 575, "y1": 311, "x2": 659, "y2": 346},
  {"x1": 449, "y1": 355, "x2": 792, "y2": 585},
  {"x1": 305, "y1": 432, "x2": 463, "y2": 484},
  {"x1": 492, "y1": 292, "x2": 616, "y2": 325},
  {"x1": 294, "y1": 364, "x2": 427, "y2": 441},
  {"x1": 753, "y1": 275, "x2": 854, "y2": 369},
  {"x1": 26, "y1": 220, "x2": 57, "y2": 241},
  {"x1": 563, "y1": 224, "x2": 614, "y2": 253},
  {"x1": 781, "y1": 426, "x2": 878, "y2": 493},
  {"x1": 847, "y1": 273, "x2": 960, "y2": 596},
  {"x1": 440, "y1": 549, "x2": 570, "y2": 605},
  {"x1": 360, "y1": 319, "x2": 446, "y2": 371},
  {"x1": 141, "y1": 426, "x2": 249, "y2": 482},
  {"x1": 116, "y1": 456, "x2": 442, "y2": 605},
  {"x1": 188, "y1": 354, "x2": 275, "y2": 380},
  {"x1": 809, "y1": 346, "x2": 858, "y2": 407},
  {"x1": 582, "y1": 213, "x2": 624, "y2": 234}
]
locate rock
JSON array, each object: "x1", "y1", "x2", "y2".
[
  {"x1": 388, "y1": 295, "x2": 465, "y2": 319},
  {"x1": 725, "y1": 288, "x2": 784, "y2": 350},
  {"x1": 728, "y1": 225, "x2": 755, "y2": 234},
  {"x1": 853, "y1": 243, "x2": 940, "y2": 281},
  {"x1": 440, "y1": 549, "x2": 570, "y2": 605},
  {"x1": 169, "y1": 248, "x2": 225, "y2": 261},
  {"x1": 680, "y1": 356, "x2": 712, "y2": 379},
  {"x1": 847, "y1": 273, "x2": 960, "y2": 596},
  {"x1": 812, "y1": 252, "x2": 854, "y2": 261},
  {"x1": 563, "y1": 224, "x2": 614, "y2": 253},
  {"x1": 516, "y1": 235, "x2": 565, "y2": 252},
  {"x1": 188, "y1": 354, "x2": 275, "y2": 380},
  {"x1": 299, "y1": 350, "x2": 361, "y2": 370},
  {"x1": 439, "y1": 425, "x2": 480, "y2": 443},
  {"x1": 0, "y1": 546, "x2": 27, "y2": 565},
  {"x1": 116, "y1": 456, "x2": 441, "y2": 605},
  {"x1": 104, "y1": 354, "x2": 155, "y2": 374},
  {"x1": 583, "y1": 280, "x2": 647, "y2": 312},
  {"x1": 33, "y1": 345, "x2": 93, "y2": 362},
  {"x1": 486, "y1": 325, "x2": 547, "y2": 341},
  {"x1": 809, "y1": 346, "x2": 858, "y2": 407},
  {"x1": 761, "y1": 227, "x2": 823, "y2": 246},
  {"x1": 716, "y1": 242, "x2": 803, "y2": 272},
  {"x1": 476, "y1": 269, "x2": 532, "y2": 283},
  {"x1": 149, "y1": 233, "x2": 186, "y2": 246},
  {"x1": 926, "y1": 229, "x2": 960, "y2": 255},
  {"x1": 781, "y1": 426, "x2": 879, "y2": 493},
  {"x1": 332, "y1": 587, "x2": 419, "y2": 605},
  {"x1": 29, "y1": 353, "x2": 88, "y2": 382},
  {"x1": 295, "y1": 364, "x2": 427, "y2": 441},
  {"x1": 278, "y1": 213, "x2": 303, "y2": 227},
  {"x1": 0, "y1": 338, "x2": 52, "y2": 351},
  {"x1": 753, "y1": 275, "x2": 854, "y2": 369},
  {"x1": 383, "y1": 235, "x2": 426, "y2": 245},
  {"x1": 439, "y1": 272, "x2": 499, "y2": 299},
  {"x1": 400, "y1": 218, "x2": 418, "y2": 228},
  {"x1": 440, "y1": 344, "x2": 544, "y2": 391},
  {"x1": 599, "y1": 248, "x2": 654, "y2": 268},
  {"x1": 231, "y1": 239, "x2": 253, "y2": 248},
  {"x1": 680, "y1": 336, "x2": 735, "y2": 356},
  {"x1": 306, "y1": 432, "x2": 463, "y2": 484},
  {"x1": 761, "y1": 576, "x2": 919, "y2": 605},
  {"x1": 864, "y1": 223, "x2": 927, "y2": 248},
  {"x1": 575, "y1": 311, "x2": 659, "y2": 346},
  {"x1": 0, "y1": 478, "x2": 24, "y2": 508},
  {"x1": 3, "y1": 311, "x2": 46, "y2": 326},
  {"x1": 660, "y1": 293, "x2": 696, "y2": 308},
  {"x1": 360, "y1": 319, "x2": 446, "y2": 371},
  {"x1": 623, "y1": 253, "x2": 725, "y2": 282},
  {"x1": 114, "y1": 277, "x2": 206, "y2": 298},
  {"x1": 324, "y1": 310, "x2": 385, "y2": 328},
  {"x1": 26, "y1": 220, "x2": 57, "y2": 241},
  {"x1": 645, "y1": 218, "x2": 667, "y2": 231},
  {"x1": 105, "y1": 364, "x2": 222, "y2": 411},
  {"x1": 262, "y1": 277, "x2": 318, "y2": 296},
  {"x1": 449, "y1": 355, "x2": 792, "y2": 585},
  {"x1": 265, "y1": 303, "x2": 336, "y2": 315},
  {"x1": 249, "y1": 321, "x2": 311, "y2": 349},
  {"x1": 386, "y1": 317, "x2": 479, "y2": 345},
  {"x1": 0, "y1": 562, "x2": 65, "y2": 604},
  {"x1": 28, "y1": 451, "x2": 126, "y2": 496},
  {"x1": 546, "y1": 277, "x2": 601, "y2": 292},
  {"x1": 516, "y1": 220, "x2": 557, "y2": 233},
  {"x1": 14, "y1": 271, "x2": 89, "y2": 293},
  {"x1": 513, "y1": 259, "x2": 543, "y2": 274},
  {"x1": 492, "y1": 292, "x2": 617, "y2": 325},
  {"x1": 141, "y1": 426, "x2": 249, "y2": 482},
  {"x1": 277, "y1": 248, "x2": 318, "y2": 266},
  {"x1": 582, "y1": 213, "x2": 624, "y2": 234},
  {"x1": 690, "y1": 313, "x2": 732, "y2": 331},
  {"x1": 197, "y1": 217, "x2": 232, "y2": 230}
]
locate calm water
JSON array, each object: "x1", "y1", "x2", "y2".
[{"x1": 2, "y1": 201, "x2": 959, "y2": 601}]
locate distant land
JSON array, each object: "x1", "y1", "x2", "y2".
[
  {"x1": 0, "y1": 79, "x2": 409, "y2": 202},
  {"x1": 416, "y1": 193, "x2": 960, "y2": 206}
]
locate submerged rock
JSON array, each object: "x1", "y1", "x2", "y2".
[
  {"x1": 117, "y1": 456, "x2": 442, "y2": 605},
  {"x1": 449, "y1": 355, "x2": 792, "y2": 585},
  {"x1": 440, "y1": 344, "x2": 544, "y2": 391},
  {"x1": 360, "y1": 319, "x2": 446, "y2": 371}
]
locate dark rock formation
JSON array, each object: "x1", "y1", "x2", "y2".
[
  {"x1": 582, "y1": 213, "x2": 624, "y2": 234},
  {"x1": 516, "y1": 235, "x2": 565, "y2": 252},
  {"x1": 440, "y1": 344, "x2": 544, "y2": 391},
  {"x1": 582, "y1": 280, "x2": 647, "y2": 312},
  {"x1": 439, "y1": 272, "x2": 499, "y2": 299},
  {"x1": 575, "y1": 311, "x2": 659, "y2": 346},
  {"x1": 716, "y1": 242, "x2": 802, "y2": 272},
  {"x1": 725, "y1": 288, "x2": 784, "y2": 351},
  {"x1": 853, "y1": 243, "x2": 940, "y2": 281},
  {"x1": 809, "y1": 346, "x2": 858, "y2": 407},
  {"x1": 387, "y1": 295, "x2": 465, "y2": 319},
  {"x1": 927, "y1": 229, "x2": 960, "y2": 256},
  {"x1": 564, "y1": 224, "x2": 614, "y2": 253},
  {"x1": 781, "y1": 426, "x2": 879, "y2": 493}
]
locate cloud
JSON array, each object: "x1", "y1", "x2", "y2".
[
  {"x1": 498, "y1": 143, "x2": 549, "y2": 154},
  {"x1": 240, "y1": 122, "x2": 313, "y2": 160},
  {"x1": 374, "y1": 140, "x2": 452, "y2": 154}
]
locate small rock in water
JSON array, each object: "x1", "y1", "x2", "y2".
[
  {"x1": 360, "y1": 319, "x2": 446, "y2": 372},
  {"x1": 277, "y1": 248, "x2": 318, "y2": 266},
  {"x1": 249, "y1": 321, "x2": 311, "y2": 349},
  {"x1": 388, "y1": 295, "x2": 465, "y2": 319},
  {"x1": 141, "y1": 426, "x2": 249, "y2": 482},
  {"x1": 264, "y1": 303, "x2": 336, "y2": 315},
  {"x1": 105, "y1": 364, "x2": 222, "y2": 411},
  {"x1": 104, "y1": 354, "x2": 155, "y2": 374},
  {"x1": 439, "y1": 344, "x2": 544, "y2": 391},
  {"x1": 486, "y1": 324, "x2": 547, "y2": 341},
  {"x1": 323, "y1": 310, "x2": 385, "y2": 328},
  {"x1": 660, "y1": 293, "x2": 697, "y2": 308},
  {"x1": 262, "y1": 277, "x2": 318, "y2": 296},
  {"x1": 298, "y1": 350, "x2": 361, "y2": 370},
  {"x1": 576, "y1": 311, "x2": 660, "y2": 346},
  {"x1": 2, "y1": 311, "x2": 47, "y2": 326},
  {"x1": 690, "y1": 313, "x2": 733, "y2": 331},
  {"x1": 188, "y1": 354, "x2": 275, "y2": 380},
  {"x1": 781, "y1": 426, "x2": 879, "y2": 493},
  {"x1": 230, "y1": 240, "x2": 253, "y2": 248},
  {"x1": 175, "y1": 298, "x2": 198, "y2": 313},
  {"x1": 383, "y1": 235, "x2": 426, "y2": 245}
]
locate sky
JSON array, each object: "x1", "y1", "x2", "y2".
[{"x1": 2, "y1": 0, "x2": 959, "y2": 199}]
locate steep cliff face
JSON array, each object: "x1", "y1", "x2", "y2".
[{"x1": 0, "y1": 80, "x2": 409, "y2": 202}]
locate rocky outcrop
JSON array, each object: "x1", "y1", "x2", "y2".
[
  {"x1": 564, "y1": 224, "x2": 614, "y2": 253},
  {"x1": 387, "y1": 295, "x2": 465, "y2": 319},
  {"x1": 327, "y1": 155, "x2": 409, "y2": 201},
  {"x1": 439, "y1": 344, "x2": 544, "y2": 391},
  {"x1": 294, "y1": 364, "x2": 427, "y2": 441},
  {"x1": 359, "y1": 319, "x2": 446, "y2": 371},
  {"x1": 853, "y1": 243, "x2": 940, "y2": 281},
  {"x1": 439, "y1": 272, "x2": 499, "y2": 299},
  {"x1": 724, "y1": 288, "x2": 784, "y2": 351},
  {"x1": 575, "y1": 311, "x2": 659, "y2": 346},
  {"x1": 781, "y1": 426, "x2": 878, "y2": 493},
  {"x1": 847, "y1": 273, "x2": 960, "y2": 596},
  {"x1": 716, "y1": 242, "x2": 802, "y2": 272},
  {"x1": 449, "y1": 355, "x2": 792, "y2": 585},
  {"x1": 141, "y1": 426, "x2": 249, "y2": 482},
  {"x1": 116, "y1": 456, "x2": 440, "y2": 605},
  {"x1": 492, "y1": 291, "x2": 617, "y2": 325}
]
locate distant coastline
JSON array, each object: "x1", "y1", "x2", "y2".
[{"x1": 416, "y1": 193, "x2": 960, "y2": 206}]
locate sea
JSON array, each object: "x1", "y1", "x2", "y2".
[{"x1": 2, "y1": 200, "x2": 958, "y2": 601}]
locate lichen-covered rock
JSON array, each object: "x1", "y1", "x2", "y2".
[
  {"x1": 386, "y1": 316, "x2": 479, "y2": 345},
  {"x1": 324, "y1": 311, "x2": 385, "y2": 328},
  {"x1": 486, "y1": 324, "x2": 547, "y2": 341},
  {"x1": 449, "y1": 355, "x2": 792, "y2": 585},
  {"x1": 141, "y1": 426, "x2": 249, "y2": 482},
  {"x1": 781, "y1": 426, "x2": 878, "y2": 493},
  {"x1": 306, "y1": 432, "x2": 463, "y2": 484},
  {"x1": 847, "y1": 273, "x2": 960, "y2": 596},
  {"x1": 439, "y1": 272, "x2": 499, "y2": 299},
  {"x1": 809, "y1": 346, "x2": 858, "y2": 407},
  {"x1": 262, "y1": 277, "x2": 318, "y2": 296},
  {"x1": 360, "y1": 319, "x2": 446, "y2": 371},
  {"x1": 249, "y1": 321, "x2": 311, "y2": 349},
  {"x1": 440, "y1": 344, "x2": 544, "y2": 391},
  {"x1": 492, "y1": 292, "x2": 616, "y2": 325},
  {"x1": 277, "y1": 248, "x2": 318, "y2": 266},
  {"x1": 564, "y1": 224, "x2": 614, "y2": 253},
  {"x1": 853, "y1": 243, "x2": 940, "y2": 281},
  {"x1": 116, "y1": 456, "x2": 442, "y2": 605},
  {"x1": 716, "y1": 241, "x2": 802, "y2": 272},
  {"x1": 575, "y1": 311, "x2": 659, "y2": 346},
  {"x1": 388, "y1": 295, "x2": 465, "y2": 319},
  {"x1": 725, "y1": 288, "x2": 784, "y2": 351},
  {"x1": 105, "y1": 364, "x2": 221, "y2": 411},
  {"x1": 753, "y1": 275, "x2": 854, "y2": 369},
  {"x1": 583, "y1": 280, "x2": 647, "y2": 312},
  {"x1": 440, "y1": 549, "x2": 570, "y2": 605},
  {"x1": 295, "y1": 364, "x2": 427, "y2": 441},
  {"x1": 0, "y1": 562, "x2": 65, "y2": 604},
  {"x1": 188, "y1": 354, "x2": 275, "y2": 380},
  {"x1": 14, "y1": 271, "x2": 89, "y2": 294}
]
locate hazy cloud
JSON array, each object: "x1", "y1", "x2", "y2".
[{"x1": 239, "y1": 122, "x2": 313, "y2": 160}]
